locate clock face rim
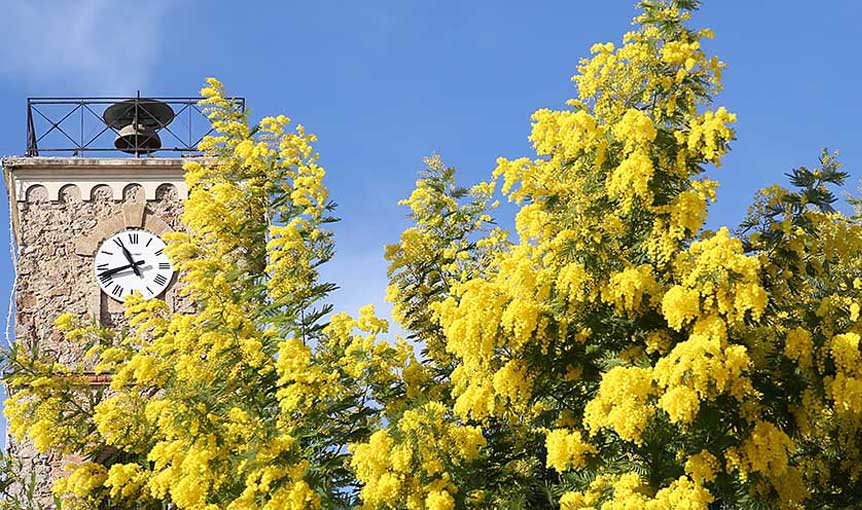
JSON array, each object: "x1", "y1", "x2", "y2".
[{"x1": 93, "y1": 228, "x2": 174, "y2": 302}]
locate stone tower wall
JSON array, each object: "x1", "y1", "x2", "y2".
[{"x1": 2, "y1": 157, "x2": 190, "y2": 507}]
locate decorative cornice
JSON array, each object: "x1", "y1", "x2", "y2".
[{"x1": 2, "y1": 156, "x2": 190, "y2": 202}]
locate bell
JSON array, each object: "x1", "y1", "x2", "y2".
[
  {"x1": 114, "y1": 123, "x2": 161, "y2": 153},
  {"x1": 103, "y1": 98, "x2": 175, "y2": 155}
]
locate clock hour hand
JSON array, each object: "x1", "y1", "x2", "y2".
[
  {"x1": 116, "y1": 238, "x2": 144, "y2": 278},
  {"x1": 98, "y1": 260, "x2": 145, "y2": 278}
]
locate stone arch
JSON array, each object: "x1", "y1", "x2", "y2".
[
  {"x1": 25, "y1": 184, "x2": 48, "y2": 203},
  {"x1": 58, "y1": 184, "x2": 81, "y2": 204},
  {"x1": 142, "y1": 211, "x2": 174, "y2": 237},
  {"x1": 122, "y1": 183, "x2": 144, "y2": 202},
  {"x1": 90, "y1": 184, "x2": 114, "y2": 202},
  {"x1": 155, "y1": 183, "x2": 179, "y2": 201}
]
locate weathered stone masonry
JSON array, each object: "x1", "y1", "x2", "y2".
[{"x1": 2, "y1": 156, "x2": 189, "y2": 505}]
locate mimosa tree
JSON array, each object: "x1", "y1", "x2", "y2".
[{"x1": 5, "y1": 1, "x2": 862, "y2": 510}]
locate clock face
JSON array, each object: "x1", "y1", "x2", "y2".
[{"x1": 94, "y1": 229, "x2": 174, "y2": 302}]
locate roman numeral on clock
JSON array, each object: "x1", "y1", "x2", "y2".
[
  {"x1": 111, "y1": 285, "x2": 123, "y2": 297},
  {"x1": 128, "y1": 232, "x2": 139, "y2": 244},
  {"x1": 154, "y1": 248, "x2": 164, "y2": 256},
  {"x1": 99, "y1": 273, "x2": 113, "y2": 285},
  {"x1": 153, "y1": 274, "x2": 168, "y2": 286},
  {"x1": 96, "y1": 263, "x2": 109, "y2": 271},
  {"x1": 159, "y1": 262, "x2": 170, "y2": 270},
  {"x1": 113, "y1": 238, "x2": 124, "y2": 248}
]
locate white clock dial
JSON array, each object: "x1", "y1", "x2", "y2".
[{"x1": 94, "y1": 229, "x2": 174, "y2": 302}]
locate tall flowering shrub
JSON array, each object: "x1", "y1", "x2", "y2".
[
  {"x1": 369, "y1": 1, "x2": 861, "y2": 509},
  {"x1": 4, "y1": 1, "x2": 862, "y2": 510},
  {"x1": 4, "y1": 81, "x2": 413, "y2": 510}
]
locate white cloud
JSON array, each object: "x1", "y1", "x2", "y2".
[{"x1": 0, "y1": 0, "x2": 169, "y2": 93}]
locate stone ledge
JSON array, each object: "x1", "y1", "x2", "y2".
[
  {"x1": 2, "y1": 156, "x2": 191, "y2": 168},
  {"x1": 2, "y1": 156, "x2": 192, "y2": 202}
]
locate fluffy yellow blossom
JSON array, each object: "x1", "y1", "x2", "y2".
[
  {"x1": 448, "y1": 425, "x2": 486, "y2": 460},
  {"x1": 830, "y1": 332, "x2": 860, "y2": 373},
  {"x1": 560, "y1": 474, "x2": 714, "y2": 510},
  {"x1": 425, "y1": 489, "x2": 455, "y2": 510},
  {"x1": 491, "y1": 360, "x2": 534, "y2": 409},
  {"x1": 784, "y1": 327, "x2": 814, "y2": 369},
  {"x1": 829, "y1": 373, "x2": 862, "y2": 415},
  {"x1": 530, "y1": 109, "x2": 603, "y2": 160},
  {"x1": 545, "y1": 429, "x2": 596, "y2": 472},
  {"x1": 686, "y1": 107, "x2": 737, "y2": 163},
  {"x1": 684, "y1": 450, "x2": 719, "y2": 483},
  {"x1": 105, "y1": 463, "x2": 147, "y2": 499},
  {"x1": 669, "y1": 190, "x2": 708, "y2": 235},
  {"x1": 612, "y1": 108, "x2": 657, "y2": 151},
  {"x1": 557, "y1": 262, "x2": 589, "y2": 304},
  {"x1": 62, "y1": 462, "x2": 108, "y2": 498},
  {"x1": 659, "y1": 385, "x2": 700, "y2": 424},
  {"x1": 664, "y1": 228, "x2": 767, "y2": 328},
  {"x1": 559, "y1": 491, "x2": 585, "y2": 510},
  {"x1": 661, "y1": 40, "x2": 701, "y2": 69},
  {"x1": 604, "y1": 264, "x2": 661, "y2": 314},
  {"x1": 661, "y1": 286, "x2": 701, "y2": 330},
  {"x1": 584, "y1": 367, "x2": 655, "y2": 444},
  {"x1": 606, "y1": 149, "x2": 655, "y2": 211},
  {"x1": 649, "y1": 476, "x2": 713, "y2": 510},
  {"x1": 53, "y1": 313, "x2": 77, "y2": 332},
  {"x1": 728, "y1": 421, "x2": 795, "y2": 478}
]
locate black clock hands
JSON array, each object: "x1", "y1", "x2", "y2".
[
  {"x1": 98, "y1": 260, "x2": 146, "y2": 278},
  {"x1": 116, "y1": 237, "x2": 144, "y2": 278},
  {"x1": 96, "y1": 230, "x2": 174, "y2": 303}
]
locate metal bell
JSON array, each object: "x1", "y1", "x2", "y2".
[
  {"x1": 114, "y1": 123, "x2": 161, "y2": 153},
  {"x1": 103, "y1": 98, "x2": 175, "y2": 155}
]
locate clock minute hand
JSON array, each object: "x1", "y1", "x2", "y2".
[
  {"x1": 98, "y1": 260, "x2": 145, "y2": 278},
  {"x1": 116, "y1": 238, "x2": 144, "y2": 278}
]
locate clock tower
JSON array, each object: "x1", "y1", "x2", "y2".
[
  {"x1": 4, "y1": 156, "x2": 188, "y2": 324},
  {"x1": 0, "y1": 95, "x2": 229, "y2": 505},
  {"x1": 2, "y1": 156, "x2": 187, "y2": 501}
]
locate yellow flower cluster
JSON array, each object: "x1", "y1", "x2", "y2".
[
  {"x1": 669, "y1": 190, "x2": 708, "y2": 236},
  {"x1": 653, "y1": 315, "x2": 753, "y2": 423},
  {"x1": 606, "y1": 149, "x2": 655, "y2": 211},
  {"x1": 105, "y1": 463, "x2": 147, "y2": 499},
  {"x1": 663, "y1": 227, "x2": 767, "y2": 329},
  {"x1": 545, "y1": 428, "x2": 595, "y2": 472},
  {"x1": 584, "y1": 367, "x2": 655, "y2": 444},
  {"x1": 603, "y1": 264, "x2": 661, "y2": 315},
  {"x1": 684, "y1": 450, "x2": 720, "y2": 484},
  {"x1": 683, "y1": 107, "x2": 737, "y2": 163},
  {"x1": 560, "y1": 473, "x2": 713, "y2": 510},
  {"x1": 55, "y1": 462, "x2": 107, "y2": 499},
  {"x1": 726, "y1": 421, "x2": 796, "y2": 481},
  {"x1": 433, "y1": 247, "x2": 552, "y2": 421},
  {"x1": 350, "y1": 402, "x2": 485, "y2": 510},
  {"x1": 828, "y1": 332, "x2": 862, "y2": 415},
  {"x1": 661, "y1": 39, "x2": 701, "y2": 69},
  {"x1": 530, "y1": 108, "x2": 603, "y2": 161}
]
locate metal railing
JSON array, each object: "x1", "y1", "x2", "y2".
[{"x1": 25, "y1": 94, "x2": 245, "y2": 157}]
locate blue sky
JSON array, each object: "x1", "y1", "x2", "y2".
[{"x1": 1, "y1": 0, "x2": 861, "y2": 342}]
